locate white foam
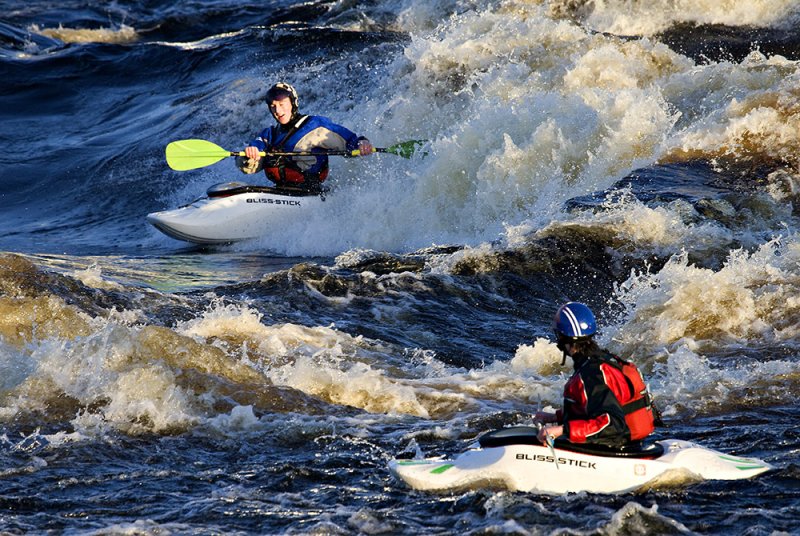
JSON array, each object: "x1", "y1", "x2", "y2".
[
  {"x1": 69, "y1": 263, "x2": 125, "y2": 291},
  {"x1": 194, "y1": 1, "x2": 800, "y2": 258},
  {"x1": 32, "y1": 24, "x2": 138, "y2": 44},
  {"x1": 547, "y1": 190, "x2": 734, "y2": 254},
  {"x1": 553, "y1": 0, "x2": 800, "y2": 35},
  {"x1": 508, "y1": 337, "x2": 564, "y2": 377},
  {"x1": 671, "y1": 59, "x2": 800, "y2": 165},
  {"x1": 611, "y1": 237, "x2": 800, "y2": 351}
]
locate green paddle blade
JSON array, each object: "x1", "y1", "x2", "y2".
[
  {"x1": 165, "y1": 139, "x2": 233, "y2": 171},
  {"x1": 383, "y1": 139, "x2": 428, "y2": 158}
]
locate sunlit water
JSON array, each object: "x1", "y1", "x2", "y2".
[{"x1": 2, "y1": 0, "x2": 799, "y2": 533}]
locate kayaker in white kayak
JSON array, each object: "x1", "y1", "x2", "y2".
[
  {"x1": 535, "y1": 302, "x2": 659, "y2": 449},
  {"x1": 237, "y1": 82, "x2": 374, "y2": 192}
]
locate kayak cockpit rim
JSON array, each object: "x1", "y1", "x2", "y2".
[
  {"x1": 205, "y1": 181, "x2": 329, "y2": 199},
  {"x1": 477, "y1": 426, "x2": 665, "y2": 459}
]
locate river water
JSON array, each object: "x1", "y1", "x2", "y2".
[{"x1": 1, "y1": 1, "x2": 799, "y2": 534}]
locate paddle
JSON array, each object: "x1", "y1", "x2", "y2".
[
  {"x1": 545, "y1": 433, "x2": 560, "y2": 471},
  {"x1": 535, "y1": 398, "x2": 561, "y2": 471},
  {"x1": 165, "y1": 138, "x2": 427, "y2": 171}
]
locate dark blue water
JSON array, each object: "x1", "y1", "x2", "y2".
[{"x1": 2, "y1": 1, "x2": 800, "y2": 534}]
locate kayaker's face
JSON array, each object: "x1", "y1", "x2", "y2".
[{"x1": 269, "y1": 95, "x2": 293, "y2": 125}]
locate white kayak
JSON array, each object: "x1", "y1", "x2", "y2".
[
  {"x1": 147, "y1": 182, "x2": 326, "y2": 245},
  {"x1": 388, "y1": 426, "x2": 773, "y2": 495}
]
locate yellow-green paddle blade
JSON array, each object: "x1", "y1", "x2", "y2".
[
  {"x1": 381, "y1": 139, "x2": 428, "y2": 158},
  {"x1": 165, "y1": 139, "x2": 234, "y2": 171}
]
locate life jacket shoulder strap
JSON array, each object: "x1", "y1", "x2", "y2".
[{"x1": 271, "y1": 114, "x2": 309, "y2": 151}]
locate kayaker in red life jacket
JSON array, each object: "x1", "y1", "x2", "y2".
[
  {"x1": 236, "y1": 82, "x2": 374, "y2": 192},
  {"x1": 535, "y1": 302, "x2": 659, "y2": 449}
]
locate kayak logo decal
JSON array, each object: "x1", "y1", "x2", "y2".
[
  {"x1": 718, "y1": 455, "x2": 769, "y2": 471},
  {"x1": 246, "y1": 197, "x2": 302, "y2": 206},
  {"x1": 430, "y1": 464, "x2": 454, "y2": 474},
  {"x1": 515, "y1": 453, "x2": 596, "y2": 469}
]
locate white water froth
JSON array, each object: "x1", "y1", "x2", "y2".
[
  {"x1": 166, "y1": 3, "x2": 657, "y2": 255},
  {"x1": 160, "y1": 0, "x2": 800, "y2": 259},
  {"x1": 611, "y1": 237, "x2": 800, "y2": 352},
  {"x1": 554, "y1": 0, "x2": 800, "y2": 36},
  {"x1": 11, "y1": 214, "x2": 800, "y2": 434},
  {"x1": 1, "y1": 267, "x2": 797, "y2": 438},
  {"x1": 32, "y1": 23, "x2": 138, "y2": 44},
  {"x1": 584, "y1": 235, "x2": 800, "y2": 411}
]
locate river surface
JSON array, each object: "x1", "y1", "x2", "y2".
[{"x1": 1, "y1": 1, "x2": 800, "y2": 534}]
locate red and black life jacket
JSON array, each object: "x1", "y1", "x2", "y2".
[
  {"x1": 603, "y1": 355, "x2": 657, "y2": 441},
  {"x1": 265, "y1": 163, "x2": 328, "y2": 188}
]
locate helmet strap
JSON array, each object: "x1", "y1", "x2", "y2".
[{"x1": 556, "y1": 335, "x2": 569, "y2": 365}]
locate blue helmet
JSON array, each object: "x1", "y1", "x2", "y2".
[{"x1": 553, "y1": 302, "x2": 597, "y2": 340}]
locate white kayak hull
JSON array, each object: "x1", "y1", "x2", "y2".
[
  {"x1": 147, "y1": 182, "x2": 325, "y2": 245},
  {"x1": 389, "y1": 428, "x2": 772, "y2": 495}
]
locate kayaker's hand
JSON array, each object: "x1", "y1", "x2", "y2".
[
  {"x1": 358, "y1": 139, "x2": 374, "y2": 156},
  {"x1": 238, "y1": 146, "x2": 262, "y2": 174},
  {"x1": 244, "y1": 146, "x2": 262, "y2": 160},
  {"x1": 537, "y1": 424, "x2": 563, "y2": 444}
]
